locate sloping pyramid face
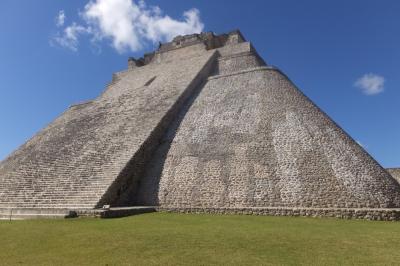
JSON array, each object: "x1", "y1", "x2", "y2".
[
  {"x1": 150, "y1": 68, "x2": 400, "y2": 209},
  {"x1": 1, "y1": 30, "x2": 400, "y2": 213}
]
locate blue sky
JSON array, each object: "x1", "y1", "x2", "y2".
[{"x1": 0, "y1": 0, "x2": 399, "y2": 167}]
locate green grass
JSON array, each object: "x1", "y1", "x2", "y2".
[{"x1": 1, "y1": 213, "x2": 400, "y2": 265}]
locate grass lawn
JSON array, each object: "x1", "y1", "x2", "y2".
[{"x1": 1, "y1": 213, "x2": 400, "y2": 265}]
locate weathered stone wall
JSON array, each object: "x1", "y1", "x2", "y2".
[
  {"x1": 387, "y1": 168, "x2": 400, "y2": 183},
  {"x1": 157, "y1": 207, "x2": 400, "y2": 221}
]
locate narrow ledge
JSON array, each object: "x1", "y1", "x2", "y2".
[{"x1": 208, "y1": 66, "x2": 285, "y2": 80}]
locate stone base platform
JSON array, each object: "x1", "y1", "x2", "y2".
[
  {"x1": 0, "y1": 206, "x2": 156, "y2": 220},
  {"x1": 2, "y1": 206, "x2": 400, "y2": 221},
  {"x1": 156, "y1": 207, "x2": 400, "y2": 221},
  {"x1": 77, "y1": 206, "x2": 156, "y2": 218},
  {"x1": 0, "y1": 208, "x2": 78, "y2": 220}
]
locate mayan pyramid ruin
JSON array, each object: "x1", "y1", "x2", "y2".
[{"x1": 1, "y1": 30, "x2": 400, "y2": 220}]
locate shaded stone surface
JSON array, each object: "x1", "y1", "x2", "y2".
[{"x1": 1, "y1": 30, "x2": 400, "y2": 219}]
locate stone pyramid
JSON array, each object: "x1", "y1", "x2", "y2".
[{"x1": 1, "y1": 30, "x2": 400, "y2": 219}]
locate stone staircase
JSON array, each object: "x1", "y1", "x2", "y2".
[
  {"x1": 0, "y1": 44, "x2": 218, "y2": 215},
  {"x1": 0, "y1": 173, "x2": 111, "y2": 209}
]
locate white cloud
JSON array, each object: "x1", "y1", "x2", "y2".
[
  {"x1": 51, "y1": 23, "x2": 90, "y2": 51},
  {"x1": 56, "y1": 10, "x2": 66, "y2": 27},
  {"x1": 354, "y1": 73, "x2": 385, "y2": 95},
  {"x1": 51, "y1": 0, "x2": 204, "y2": 53},
  {"x1": 138, "y1": 8, "x2": 204, "y2": 44}
]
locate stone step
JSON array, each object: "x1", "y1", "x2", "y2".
[
  {"x1": 0, "y1": 187, "x2": 108, "y2": 192},
  {"x1": 0, "y1": 192, "x2": 104, "y2": 196},
  {"x1": 0, "y1": 204, "x2": 94, "y2": 208},
  {"x1": 0, "y1": 201, "x2": 95, "y2": 205},
  {"x1": 0, "y1": 198, "x2": 100, "y2": 203},
  {"x1": 0, "y1": 184, "x2": 111, "y2": 189},
  {"x1": 0, "y1": 195, "x2": 103, "y2": 198},
  {"x1": 0, "y1": 195, "x2": 104, "y2": 198},
  {"x1": 0, "y1": 180, "x2": 115, "y2": 184},
  {"x1": 0, "y1": 199, "x2": 93, "y2": 204},
  {"x1": 0, "y1": 204, "x2": 96, "y2": 208},
  {"x1": 0, "y1": 193, "x2": 104, "y2": 198}
]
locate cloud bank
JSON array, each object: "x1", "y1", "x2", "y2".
[
  {"x1": 51, "y1": 0, "x2": 204, "y2": 53},
  {"x1": 354, "y1": 73, "x2": 385, "y2": 95}
]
